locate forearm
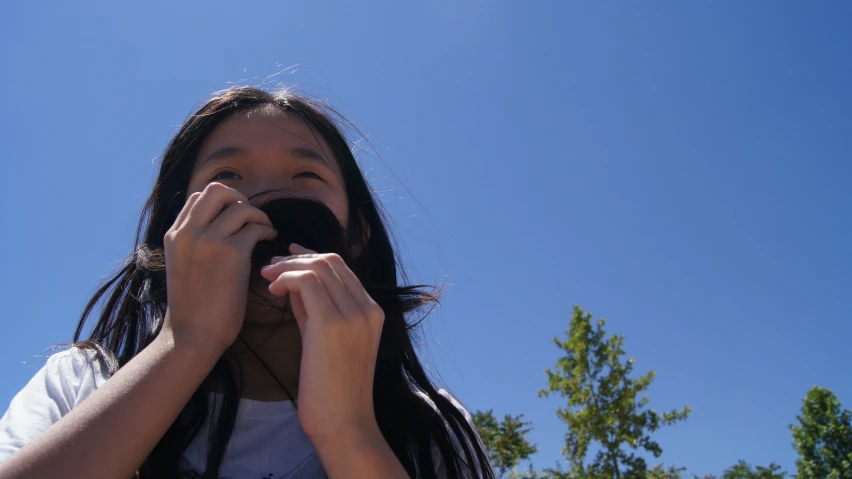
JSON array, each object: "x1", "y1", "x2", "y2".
[
  {"x1": 315, "y1": 422, "x2": 410, "y2": 479},
  {"x1": 0, "y1": 332, "x2": 221, "y2": 479}
]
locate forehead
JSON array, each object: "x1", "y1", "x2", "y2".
[{"x1": 193, "y1": 109, "x2": 342, "y2": 174}]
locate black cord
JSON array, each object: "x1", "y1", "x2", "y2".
[
  {"x1": 236, "y1": 281, "x2": 299, "y2": 408},
  {"x1": 238, "y1": 284, "x2": 298, "y2": 408},
  {"x1": 237, "y1": 335, "x2": 299, "y2": 409}
]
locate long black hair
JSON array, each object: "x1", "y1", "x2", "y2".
[{"x1": 71, "y1": 86, "x2": 494, "y2": 478}]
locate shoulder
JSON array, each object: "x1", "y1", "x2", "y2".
[
  {"x1": 0, "y1": 347, "x2": 109, "y2": 462},
  {"x1": 41, "y1": 347, "x2": 111, "y2": 404},
  {"x1": 2, "y1": 347, "x2": 109, "y2": 424},
  {"x1": 44, "y1": 346, "x2": 109, "y2": 376}
]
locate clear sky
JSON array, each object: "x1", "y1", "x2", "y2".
[{"x1": 1, "y1": 1, "x2": 850, "y2": 476}]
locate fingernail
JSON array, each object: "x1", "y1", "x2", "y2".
[
  {"x1": 291, "y1": 243, "x2": 313, "y2": 253},
  {"x1": 269, "y1": 256, "x2": 286, "y2": 264}
]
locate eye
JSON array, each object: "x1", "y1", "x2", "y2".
[
  {"x1": 294, "y1": 171, "x2": 326, "y2": 182},
  {"x1": 211, "y1": 170, "x2": 241, "y2": 181}
]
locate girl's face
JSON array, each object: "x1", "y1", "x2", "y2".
[
  {"x1": 186, "y1": 109, "x2": 351, "y2": 326},
  {"x1": 187, "y1": 109, "x2": 349, "y2": 228}
]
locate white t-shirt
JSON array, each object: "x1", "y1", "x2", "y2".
[{"x1": 0, "y1": 348, "x2": 481, "y2": 478}]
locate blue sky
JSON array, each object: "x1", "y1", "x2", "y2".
[{"x1": 1, "y1": 1, "x2": 850, "y2": 475}]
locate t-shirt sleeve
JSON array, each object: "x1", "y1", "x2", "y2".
[{"x1": 0, "y1": 348, "x2": 109, "y2": 463}]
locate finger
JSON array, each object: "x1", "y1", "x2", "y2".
[
  {"x1": 263, "y1": 243, "x2": 320, "y2": 266},
  {"x1": 208, "y1": 200, "x2": 273, "y2": 238},
  {"x1": 185, "y1": 182, "x2": 250, "y2": 228},
  {"x1": 289, "y1": 243, "x2": 312, "y2": 255},
  {"x1": 263, "y1": 255, "x2": 365, "y2": 324},
  {"x1": 324, "y1": 252, "x2": 380, "y2": 316},
  {"x1": 260, "y1": 255, "x2": 324, "y2": 279},
  {"x1": 288, "y1": 244, "x2": 377, "y2": 319},
  {"x1": 230, "y1": 222, "x2": 278, "y2": 251},
  {"x1": 263, "y1": 243, "x2": 323, "y2": 266},
  {"x1": 172, "y1": 191, "x2": 201, "y2": 231},
  {"x1": 267, "y1": 270, "x2": 341, "y2": 324}
]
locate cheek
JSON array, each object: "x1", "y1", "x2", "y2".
[
  {"x1": 185, "y1": 176, "x2": 205, "y2": 197},
  {"x1": 335, "y1": 198, "x2": 350, "y2": 229},
  {"x1": 322, "y1": 190, "x2": 349, "y2": 229}
]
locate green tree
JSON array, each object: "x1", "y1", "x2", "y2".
[
  {"x1": 473, "y1": 409, "x2": 538, "y2": 477},
  {"x1": 791, "y1": 386, "x2": 852, "y2": 479},
  {"x1": 702, "y1": 460, "x2": 787, "y2": 479},
  {"x1": 538, "y1": 306, "x2": 691, "y2": 479},
  {"x1": 648, "y1": 464, "x2": 688, "y2": 479}
]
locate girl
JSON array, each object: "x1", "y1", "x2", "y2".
[{"x1": 0, "y1": 86, "x2": 495, "y2": 479}]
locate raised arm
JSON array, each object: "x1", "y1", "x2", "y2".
[
  {"x1": 0, "y1": 182, "x2": 279, "y2": 478},
  {"x1": 0, "y1": 331, "x2": 220, "y2": 479}
]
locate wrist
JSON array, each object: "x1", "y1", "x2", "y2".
[
  {"x1": 153, "y1": 326, "x2": 226, "y2": 367},
  {"x1": 311, "y1": 420, "x2": 409, "y2": 478},
  {"x1": 159, "y1": 311, "x2": 232, "y2": 358},
  {"x1": 310, "y1": 418, "x2": 383, "y2": 454}
]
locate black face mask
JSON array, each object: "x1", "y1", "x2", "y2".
[{"x1": 250, "y1": 197, "x2": 350, "y2": 275}]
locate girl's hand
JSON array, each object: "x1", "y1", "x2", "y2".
[
  {"x1": 162, "y1": 182, "x2": 278, "y2": 354},
  {"x1": 259, "y1": 244, "x2": 385, "y2": 447}
]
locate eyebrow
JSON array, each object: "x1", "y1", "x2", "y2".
[{"x1": 199, "y1": 146, "x2": 333, "y2": 170}]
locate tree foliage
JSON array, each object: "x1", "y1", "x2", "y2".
[
  {"x1": 696, "y1": 460, "x2": 788, "y2": 479},
  {"x1": 538, "y1": 306, "x2": 691, "y2": 478},
  {"x1": 467, "y1": 304, "x2": 840, "y2": 479},
  {"x1": 539, "y1": 307, "x2": 690, "y2": 479},
  {"x1": 648, "y1": 463, "x2": 689, "y2": 479},
  {"x1": 791, "y1": 386, "x2": 852, "y2": 479},
  {"x1": 473, "y1": 409, "x2": 538, "y2": 477}
]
